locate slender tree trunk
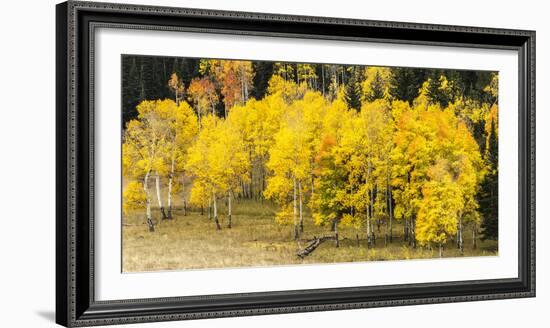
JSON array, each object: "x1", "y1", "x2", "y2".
[
  {"x1": 227, "y1": 191, "x2": 232, "y2": 228},
  {"x1": 249, "y1": 151, "x2": 254, "y2": 198},
  {"x1": 197, "y1": 105, "x2": 202, "y2": 130},
  {"x1": 439, "y1": 243, "x2": 443, "y2": 258},
  {"x1": 334, "y1": 220, "x2": 340, "y2": 248},
  {"x1": 371, "y1": 219, "x2": 376, "y2": 246},
  {"x1": 370, "y1": 181, "x2": 376, "y2": 245},
  {"x1": 299, "y1": 181, "x2": 304, "y2": 233},
  {"x1": 458, "y1": 216, "x2": 464, "y2": 254},
  {"x1": 240, "y1": 77, "x2": 245, "y2": 104},
  {"x1": 356, "y1": 234, "x2": 360, "y2": 247},
  {"x1": 367, "y1": 161, "x2": 372, "y2": 247},
  {"x1": 213, "y1": 192, "x2": 221, "y2": 230},
  {"x1": 143, "y1": 171, "x2": 155, "y2": 232},
  {"x1": 411, "y1": 216, "x2": 416, "y2": 248},
  {"x1": 167, "y1": 157, "x2": 175, "y2": 220},
  {"x1": 388, "y1": 176, "x2": 393, "y2": 243},
  {"x1": 366, "y1": 212, "x2": 371, "y2": 249},
  {"x1": 321, "y1": 65, "x2": 325, "y2": 95},
  {"x1": 207, "y1": 197, "x2": 211, "y2": 219},
  {"x1": 404, "y1": 218, "x2": 409, "y2": 242},
  {"x1": 384, "y1": 218, "x2": 388, "y2": 247},
  {"x1": 243, "y1": 74, "x2": 249, "y2": 101},
  {"x1": 155, "y1": 172, "x2": 168, "y2": 220},
  {"x1": 293, "y1": 176, "x2": 299, "y2": 240}
]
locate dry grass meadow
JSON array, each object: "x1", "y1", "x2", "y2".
[{"x1": 122, "y1": 198, "x2": 498, "y2": 272}]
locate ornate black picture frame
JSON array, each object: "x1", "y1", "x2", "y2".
[{"x1": 56, "y1": 1, "x2": 535, "y2": 326}]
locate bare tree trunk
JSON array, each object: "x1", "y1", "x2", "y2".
[
  {"x1": 293, "y1": 176, "x2": 299, "y2": 240},
  {"x1": 143, "y1": 171, "x2": 155, "y2": 232},
  {"x1": 243, "y1": 72, "x2": 249, "y2": 101},
  {"x1": 366, "y1": 212, "x2": 371, "y2": 249},
  {"x1": 388, "y1": 177, "x2": 393, "y2": 243},
  {"x1": 299, "y1": 181, "x2": 304, "y2": 233},
  {"x1": 458, "y1": 216, "x2": 464, "y2": 254},
  {"x1": 201, "y1": 105, "x2": 205, "y2": 131},
  {"x1": 371, "y1": 219, "x2": 376, "y2": 246},
  {"x1": 167, "y1": 157, "x2": 175, "y2": 220},
  {"x1": 227, "y1": 191, "x2": 232, "y2": 228},
  {"x1": 207, "y1": 197, "x2": 211, "y2": 219},
  {"x1": 439, "y1": 243, "x2": 443, "y2": 258},
  {"x1": 411, "y1": 216, "x2": 416, "y2": 248},
  {"x1": 384, "y1": 218, "x2": 388, "y2": 247},
  {"x1": 404, "y1": 218, "x2": 409, "y2": 242},
  {"x1": 213, "y1": 192, "x2": 221, "y2": 230},
  {"x1": 155, "y1": 172, "x2": 167, "y2": 220},
  {"x1": 334, "y1": 220, "x2": 340, "y2": 248},
  {"x1": 321, "y1": 65, "x2": 325, "y2": 95}
]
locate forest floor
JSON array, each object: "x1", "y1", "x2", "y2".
[{"x1": 122, "y1": 199, "x2": 498, "y2": 272}]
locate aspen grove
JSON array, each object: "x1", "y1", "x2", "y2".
[{"x1": 122, "y1": 57, "x2": 499, "y2": 260}]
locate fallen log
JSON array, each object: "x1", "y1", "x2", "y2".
[{"x1": 297, "y1": 235, "x2": 337, "y2": 258}]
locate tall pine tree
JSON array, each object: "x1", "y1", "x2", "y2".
[
  {"x1": 480, "y1": 118, "x2": 498, "y2": 240},
  {"x1": 365, "y1": 71, "x2": 386, "y2": 102},
  {"x1": 344, "y1": 75, "x2": 362, "y2": 111}
]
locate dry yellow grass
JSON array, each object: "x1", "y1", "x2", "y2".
[{"x1": 122, "y1": 199, "x2": 498, "y2": 272}]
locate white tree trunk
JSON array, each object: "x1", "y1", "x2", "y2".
[
  {"x1": 388, "y1": 174, "x2": 393, "y2": 243},
  {"x1": 366, "y1": 211, "x2": 371, "y2": 248},
  {"x1": 293, "y1": 176, "x2": 298, "y2": 240},
  {"x1": 213, "y1": 192, "x2": 221, "y2": 230},
  {"x1": 458, "y1": 214, "x2": 464, "y2": 253},
  {"x1": 167, "y1": 157, "x2": 175, "y2": 220},
  {"x1": 155, "y1": 172, "x2": 167, "y2": 219},
  {"x1": 143, "y1": 171, "x2": 154, "y2": 232},
  {"x1": 299, "y1": 180, "x2": 303, "y2": 233}
]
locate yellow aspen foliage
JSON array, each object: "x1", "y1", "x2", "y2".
[
  {"x1": 392, "y1": 97, "x2": 485, "y2": 247},
  {"x1": 123, "y1": 181, "x2": 147, "y2": 216},
  {"x1": 416, "y1": 159, "x2": 462, "y2": 246},
  {"x1": 267, "y1": 75, "x2": 307, "y2": 103},
  {"x1": 361, "y1": 67, "x2": 392, "y2": 101}
]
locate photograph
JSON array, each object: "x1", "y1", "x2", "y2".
[
  {"x1": 121, "y1": 55, "x2": 499, "y2": 272},
  {"x1": 51, "y1": 1, "x2": 537, "y2": 326}
]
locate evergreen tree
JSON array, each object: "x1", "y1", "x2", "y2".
[
  {"x1": 251, "y1": 61, "x2": 274, "y2": 100},
  {"x1": 344, "y1": 76, "x2": 362, "y2": 111},
  {"x1": 389, "y1": 68, "x2": 426, "y2": 104},
  {"x1": 365, "y1": 71, "x2": 385, "y2": 102},
  {"x1": 122, "y1": 56, "x2": 141, "y2": 127},
  {"x1": 480, "y1": 119, "x2": 498, "y2": 240}
]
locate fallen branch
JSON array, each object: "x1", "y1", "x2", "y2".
[{"x1": 297, "y1": 235, "x2": 336, "y2": 258}]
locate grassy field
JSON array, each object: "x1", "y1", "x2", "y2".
[{"x1": 122, "y1": 198, "x2": 498, "y2": 272}]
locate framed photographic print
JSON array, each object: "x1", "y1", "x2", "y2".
[{"x1": 56, "y1": 0, "x2": 536, "y2": 326}]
